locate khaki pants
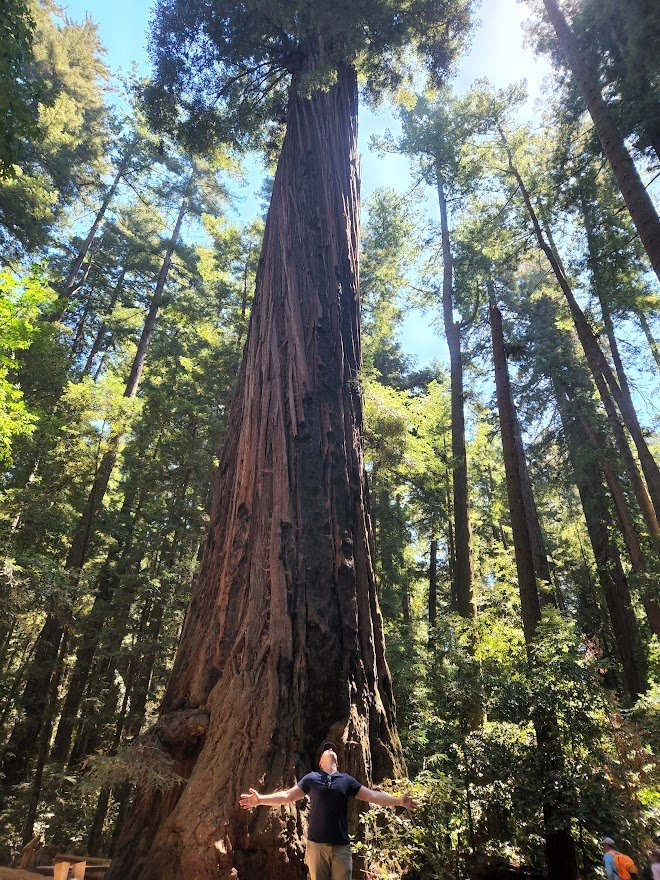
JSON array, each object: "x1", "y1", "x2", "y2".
[{"x1": 305, "y1": 841, "x2": 352, "y2": 880}]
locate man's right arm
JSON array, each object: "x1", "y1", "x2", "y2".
[{"x1": 239, "y1": 785, "x2": 305, "y2": 809}]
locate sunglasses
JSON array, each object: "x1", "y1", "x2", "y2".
[{"x1": 321, "y1": 772, "x2": 332, "y2": 789}]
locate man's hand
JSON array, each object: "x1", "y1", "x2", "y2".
[
  {"x1": 398, "y1": 793, "x2": 419, "y2": 810},
  {"x1": 356, "y1": 786, "x2": 419, "y2": 810},
  {"x1": 239, "y1": 788, "x2": 261, "y2": 810}
]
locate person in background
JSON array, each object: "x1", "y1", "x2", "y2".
[
  {"x1": 240, "y1": 741, "x2": 418, "y2": 880},
  {"x1": 601, "y1": 837, "x2": 639, "y2": 880},
  {"x1": 648, "y1": 847, "x2": 660, "y2": 880}
]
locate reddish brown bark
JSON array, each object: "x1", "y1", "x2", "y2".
[
  {"x1": 108, "y1": 55, "x2": 402, "y2": 880},
  {"x1": 490, "y1": 297, "x2": 542, "y2": 646},
  {"x1": 511, "y1": 387, "x2": 553, "y2": 597}
]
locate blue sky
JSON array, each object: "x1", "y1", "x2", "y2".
[{"x1": 62, "y1": 0, "x2": 553, "y2": 369}]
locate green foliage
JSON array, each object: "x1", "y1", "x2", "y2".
[
  {"x1": 83, "y1": 742, "x2": 184, "y2": 793},
  {"x1": 146, "y1": 0, "x2": 474, "y2": 151},
  {"x1": 0, "y1": 0, "x2": 41, "y2": 176},
  {"x1": 1, "y1": 0, "x2": 659, "y2": 869},
  {"x1": 357, "y1": 774, "x2": 466, "y2": 879},
  {"x1": 0, "y1": 268, "x2": 55, "y2": 464},
  {"x1": 0, "y1": 0, "x2": 111, "y2": 255},
  {"x1": 526, "y1": 0, "x2": 660, "y2": 159}
]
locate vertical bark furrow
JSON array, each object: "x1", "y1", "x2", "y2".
[{"x1": 110, "y1": 57, "x2": 401, "y2": 880}]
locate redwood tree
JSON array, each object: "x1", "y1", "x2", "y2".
[
  {"x1": 489, "y1": 289, "x2": 579, "y2": 880},
  {"x1": 108, "y1": 2, "x2": 472, "y2": 879},
  {"x1": 535, "y1": 0, "x2": 660, "y2": 281},
  {"x1": 391, "y1": 89, "x2": 486, "y2": 623}
]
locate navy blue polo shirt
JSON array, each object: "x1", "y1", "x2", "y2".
[{"x1": 297, "y1": 771, "x2": 362, "y2": 845}]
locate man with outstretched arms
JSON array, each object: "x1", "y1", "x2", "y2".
[{"x1": 240, "y1": 741, "x2": 417, "y2": 880}]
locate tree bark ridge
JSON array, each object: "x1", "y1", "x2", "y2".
[{"x1": 109, "y1": 54, "x2": 402, "y2": 880}]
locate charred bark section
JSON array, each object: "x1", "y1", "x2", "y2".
[{"x1": 109, "y1": 53, "x2": 402, "y2": 880}]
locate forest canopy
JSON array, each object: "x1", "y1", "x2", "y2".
[{"x1": 0, "y1": 0, "x2": 658, "y2": 879}]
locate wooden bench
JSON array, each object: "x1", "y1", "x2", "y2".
[
  {"x1": 32, "y1": 867, "x2": 85, "y2": 880},
  {"x1": 32, "y1": 855, "x2": 111, "y2": 880}
]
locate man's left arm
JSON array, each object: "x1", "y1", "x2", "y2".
[{"x1": 355, "y1": 786, "x2": 418, "y2": 810}]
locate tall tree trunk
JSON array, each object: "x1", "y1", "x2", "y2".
[
  {"x1": 511, "y1": 388, "x2": 553, "y2": 595},
  {"x1": 1, "y1": 181, "x2": 191, "y2": 790},
  {"x1": 83, "y1": 267, "x2": 127, "y2": 376},
  {"x1": 571, "y1": 403, "x2": 660, "y2": 636},
  {"x1": 67, "y1": 178, "x2": 192, "y2": 571},
  {"x1": 67, "y1": 265, "x2": 100, "y2": 362},
  {"x1": 108, "y1": 56, "x2": 403, "y2": 880},
  {"x1": 436, "y1": 170, "x2": 475, "y2": 622},
  {"x1": 556, "y1": 382, "x2": 648, "y2": 699},
  {"x1": 50, "y1": 493, "x2": 142, "y2": 763},
  {"x1": 87, "y1": 666, "x2": 134, "y2": 855},
  {"x1": 0, "y1": 615, "x2": 64, "y2": 786},
  {"x1": 20, "y1": 636, "x2": 67, "y2": 845},
  {"x1": 443, "y1": 445, "x2": 457, "y2": 608},
  {"x1": 636, "y1": 310, "x2": 660, "y2": 370},
  {"x1": 0, "y1": 640, "x2": 35, "y2": 743},
  {"x1": 55, "y1": 153, "x2": 130, "y2": 321},
  {"x1": 489, "y1": 294, "x2": 579, "y2": 880},
  {"x1": 579, "y1": 190, "x2": 660, "y2": 543},
  {"x1": 490, "y1": 296, "x2": 542, "y2": 642},
  {"x1": 525, "y1": 294, "x2": 648, "y2": 699},
  {"x1": 539, "y1": 0, "x2": 660, "y2": 280},
  {"x1": 500, "y1": 129, "x2": 660, "y2": 518},
  {"x1": 437, "y1": 171, "x2": 482, "y2": 730},
  {"x1": 429, "y1": 537, "x2": 438, "y2": 640}
]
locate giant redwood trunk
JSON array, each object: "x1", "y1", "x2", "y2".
[{"x1": 108, "y1": 54, "x2": 403, "y2": 880}]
